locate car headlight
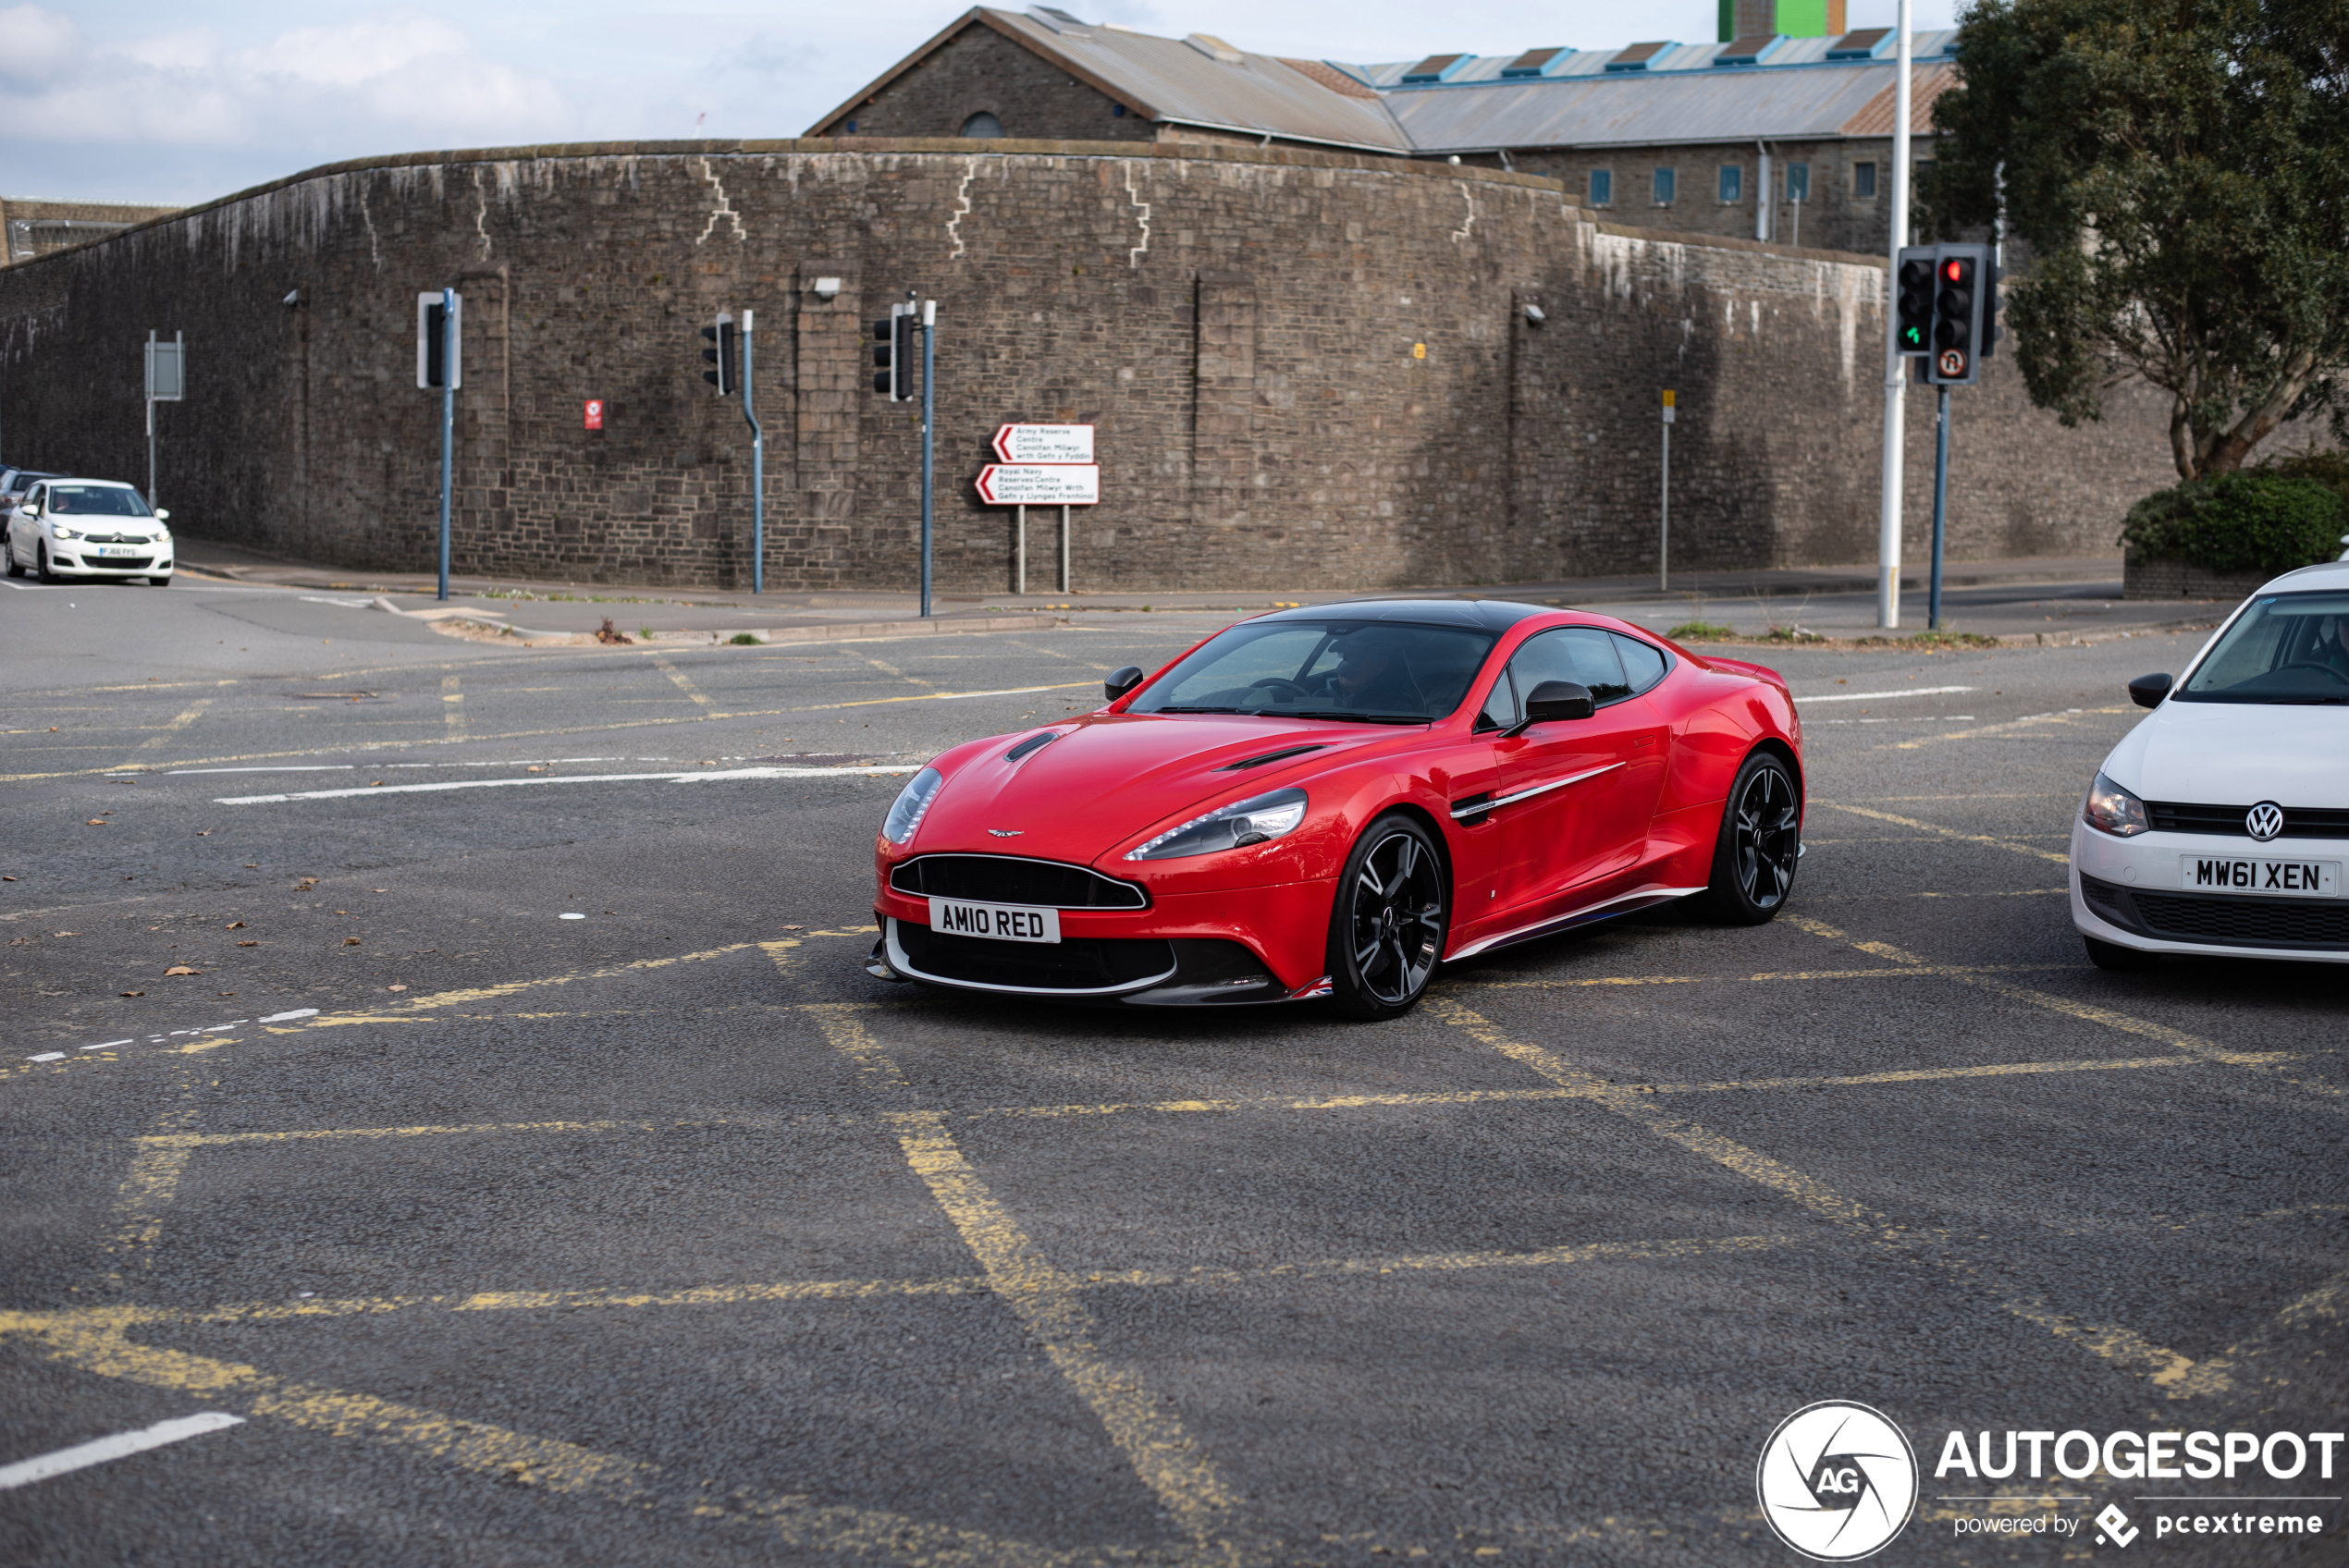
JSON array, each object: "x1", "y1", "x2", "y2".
[
  {"x1": 2083, "y1": 773, "x2": 2149, "y2": 837},
  {"x1": 49, "y1": 525, "x2": 79, "y2": 540},
  {"x1": 1125, "y1": 787, "x2": 1308, "y2": 862},
  {"x1": 881, "y1": 766, "x2": 943, "y2": 845}
]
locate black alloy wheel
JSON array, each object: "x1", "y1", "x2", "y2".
[
  {"x1": 1327, "y1": 814, "x2": 1448, "y2": 1020},
  {"x1": 1700, "y1": 751, "x2": 1802, "y2": 924},
  {"x1": 36, "y1": 543, "x2": 60, "y2": 584}
]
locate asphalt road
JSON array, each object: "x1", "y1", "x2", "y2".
[{"x1": 2, "y1": 577, "x2": 2343, "y2": 1566}]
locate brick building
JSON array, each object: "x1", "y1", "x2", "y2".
[
  {"x1": 0, "y1": 138, "x2": 2171, "y2": 594},
  {"x1": 814, "y1": 8, "x2": 1956, "y2": 256},
  {"x1": 2, "y1": 195, "x2": 180, "y2": 266}
]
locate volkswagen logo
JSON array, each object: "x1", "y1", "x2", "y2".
[
  {"x1": 2246, "y1": 802, "x2": 2284, "y2": 842},
  {"x1": 1755, "y1": 1401, "x2": 1917, "y2": 1562}
]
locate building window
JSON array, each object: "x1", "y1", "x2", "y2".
[
  {"x1": 1653, "y1": 166, "x2": 1676, "y2": 205},
  {"x1": 1718, "y1": 165, "x2": 1742, "y2": 202},
  {"x1": 1590, "y1": 168, "x2": 1613, "y2": 206},
  {"x1": 1853, "y1": 161, "x2": 1877, "y2": 199},
  {"x1": 1786, "y1": 162, "x2": 1810, "y2": 202},
  {"x1": 843, "y1": 120, "x2": 857, "y2": 134},
  {"x1": 1111, "y1": 103, "x2": 1125, "y2": 116},
  {"x1": 1913, "y1": 157, "x2": 1934, "y2": 188},
  {"x1": 961, "y1": 111, "x2": 1004, "y2": 138}
]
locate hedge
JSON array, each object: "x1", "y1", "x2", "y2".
[{"x1": 2118, "y1": 472, "x2": 2349, "y2": 576}]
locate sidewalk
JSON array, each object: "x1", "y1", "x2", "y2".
[{"x1": 173, "y1": 538, "x2": 2229, "y2": 644}]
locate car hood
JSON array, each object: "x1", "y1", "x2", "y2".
[
  {"x1": 913, "y1": 713, "x2": 1403, "y2": 864},
  {"x1": 2105, "y1": 700, "x2": 2349, "y2": 808}
]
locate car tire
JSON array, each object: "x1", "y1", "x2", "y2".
[
  {"x1": 36, "y1": 543, "x2": 60, "y2": 584},
  {"x1": 147, "y1": 574, "x2": 171, "y2": 586},
  {"x1": 1324, "y1": 812, "x2": 1448, "y2": 1021},
  {"x1": 1, "y1": 540, "x2": 18, "y2": 578},
  {"x1": 1697, "y1": 749, "x2": 1802, "y2": 925},
  {"x1": 2083, "y1": 935, "x2": 2152, "y2": 973}
]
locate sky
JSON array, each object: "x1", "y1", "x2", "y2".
[{"x1": 1, "y1": 0, "x2": 1963, "y2": 207}]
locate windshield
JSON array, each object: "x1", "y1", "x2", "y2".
[
  {"x1": 47, "y1": 485, "x2": 153, "y2": 517},
  {"x1": 2177, "y1": 591, "x2": 2349, "y2": 704},
  {"x1": 1126, "y1": 619, "x2": 1499, "y2": 724}
]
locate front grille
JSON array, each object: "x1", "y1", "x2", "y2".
[
  {"x1": 895, "y1": 922, "x2": 1174, "y2": 989},
  {"x1": 2085, "y1": 874, "x2": 2349, "y2": 949},
  {"x1": 89, "y1": 556, "x2": 153, "y2": 570},
  {"x1": 2146, "y1": 801, "x2": 2349, "y2": 839},
  {"x1": 889, "y1": 853, "x2": 1147, "y2": 909}
]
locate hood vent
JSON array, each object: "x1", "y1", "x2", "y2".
[
  {"x1": 1219, "y1": 743, "x2": 1326, "y2": 771},
  {"x1": 1003, "y1": 730, "x2": 1061, "y2": 763}
]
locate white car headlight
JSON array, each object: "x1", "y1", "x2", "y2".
[
  {"x1": 881, "y1": 767, "x2": 944, "y2": 845},
  {"x1": 1125, "y1": 787, "x2": 1308, "y2": 862},
  {"x1": 2083, "y1": 773, "x2": 2149, "y2": 838},
  {"x1": 49, "y1": 524, "x2": 80, "y2": 541}
]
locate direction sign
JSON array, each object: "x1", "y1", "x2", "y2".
[
  {"x1": 977, "y1": 464, "x2": 1100, "y2": 506},
  {"x1": 992, "y1": 423, "x2": 1093, "y2": 464}
]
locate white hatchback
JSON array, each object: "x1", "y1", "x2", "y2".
[
  {"x1": 2, "y1": 478, "x2": 173, "y2": 584},
  {"x1": 2072, "y1": 558, "x2": 2349, "y2": 967}
]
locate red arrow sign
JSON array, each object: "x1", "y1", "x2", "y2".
[
  {"x1": 991, "y1": 424, "x2": 1094, "y2": 463},
  {"x1": 977, "y1": 464, "x2": 1101, "y2": 506}
]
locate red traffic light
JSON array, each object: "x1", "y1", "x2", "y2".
[{"x1": 1941, "y1": 259, "x2": 1971, "y2": 283}]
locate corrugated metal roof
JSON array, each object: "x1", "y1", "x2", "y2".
[
  {"x1": 1344, "y1": 30, "x2": 1952, "y2": 87},
  {"x1": 983, "y1": 8, "x2": 1411, "y2": 151},
  {"x1": 1383, "y1": 57, "x2": 1956, "y2": 151}
]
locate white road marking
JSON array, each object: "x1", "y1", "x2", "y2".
[
  {"x1": 82, "y1": 1039, "x2": 133, "y2": 1051},
  {"x1": 560, "y1": 913, "x2": 586, "y2": 920},
  {"x1": 256, "y1": 1009, "x2": 318, "y2": 1023},
  {"x1": 1796, "y1": 685, "x2": 1974, "y2": 704},
  {"x1": 0, "y1": 1414, "x2": 245, "y2": 1489},
  {"x1": 26, "y1": 1052, "x2": 63, "y2": 1062},
  {"x1": 215, "y1": 764, "x2": 916, "y2": 805}
]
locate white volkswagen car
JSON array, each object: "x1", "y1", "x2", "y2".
[
  {"x1": 2, "y1": 478, "x2": 172, "y2": 584},
  {"x1": 2072, "y1": 558, "x2": 2349, "y2": 968}
]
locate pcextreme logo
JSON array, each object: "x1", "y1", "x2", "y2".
[{"x1": 1756, "y1": 1402, "x2": 1920, "y2": 1561}]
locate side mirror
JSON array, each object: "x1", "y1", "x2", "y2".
[
  {"x1": 2127, "y1": 672, "x2": 2172, "y2": 709},
  {"x1": 1506, "y1": 680, "x2": 1594, "y2": 736},
  {"x1": 154, "y1": 508, "x2": 170, "y2": 521},
  {"x1": 1104, "y1": 665, "x2": 1145, "y2": 702}
]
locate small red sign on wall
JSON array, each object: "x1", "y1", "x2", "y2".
[{"x1": 584, "y1": 399, "x2": 604, "y2": 430}]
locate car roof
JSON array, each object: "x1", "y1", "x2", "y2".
[
  {"x1": 2262, "y1": 559, "x2": 2349, "y2": 593},
  {"x1": 46, "y1": 478, "x2": 135, "y2": 487},
  {"x1": 1252, "y1": 597, "x2": 1554, "y2": 631}
]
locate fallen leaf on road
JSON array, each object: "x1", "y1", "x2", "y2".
[
  {"x1": 55, "y1": 932, "x2": 78, "y2": 937},
  {"x1": 85, "y1": 819, "x2": 106, "y2": 827},
  {"x1": 369, "y1": 780, "x2": 384, "y2": 787},
  {"x1": 225, "y1": 922, "x2": 245, "y2": 929},
  {"x1": 343, "y1": 937, "x2": 361, "y2": 946},
  {"x1": 196, "y1": 830, "x2": 210, "y2": 837},
  {"x1": 1, "y1": 876, "x2": 14, "y2": 881},
  {"x1": 164, "y1": 965, "x2": 200, "y2": 976},
  {"x1": 237, "y1": 940, "x2": 258, "y2": 947},
  {"x1": 119, "y1": 990, "x2": 143, "y2": 997},
  {"x1": 216, "y1": 991, "x2": 235, "y2": 998},
  {"x1": 387, "y1": 984, "x2": 407, "y2": 992},
  {"x1": 781, "y1": 924, "x2": 805, "y2": 930}
]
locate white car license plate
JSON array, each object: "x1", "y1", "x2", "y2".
[
  {"x1": 928, "y1": 897, "x2": 1061, "y2": 943},
  {"x1": 99, "y1": 545, "x2": 139, "y2": 557},
  {"x1": 2180, "y1": 855, "x2": 2341, "y2": 898}
]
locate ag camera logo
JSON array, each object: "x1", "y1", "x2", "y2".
[{"x1": 1757, "y1": 1401, "x2": 1919, "y2": 1561}]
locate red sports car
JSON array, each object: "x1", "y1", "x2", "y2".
[{"x1": 868, "y1": 600, "x2": 1803, "y2": 1019}]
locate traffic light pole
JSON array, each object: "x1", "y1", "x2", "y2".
[
  {"x1": 742, "y1": 311, "x2": 762, "y2": 595},
  {"x1": 437, "y1": 286, "x2": 455, "y2": 602},
  {"x1": 919, "y1": 299, "x2": 936, "y2": 619},
  {"x1": 1928, "y1": 385, "x2": 1950, "y2": 631}
]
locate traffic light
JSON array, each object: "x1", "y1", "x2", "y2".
[
  {"x1": 872, "y1": 305, "x2": 916, "y2": 400},
  {"x1": 1893, "y1": 247, "x2": 1934, "y2": 358},
  {"x1": 700, "y1": 313, "x2": 736, "y2": 395},
  {"x1": 1926, "y1": 243, "x2": 1990, "y2": 386}
]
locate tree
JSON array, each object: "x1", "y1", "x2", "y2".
[{"x1": 1926, "y1": 0, "x2": 2349, "y2": 479}]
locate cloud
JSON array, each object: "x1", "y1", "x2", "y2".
[{"x1": 0, "y1": 6, "x2": 568, "y2": 157}]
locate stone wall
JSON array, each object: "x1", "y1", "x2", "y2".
[
  {"x1": 2121, "y1": 554, "x2": 2293, "y2": 604},
  {"x1": 830, "y1": 22, "x2": 1154, "y2": 142},
  {"x1": 0, "y1": 138, "x2": 2174, "y2": 593}
]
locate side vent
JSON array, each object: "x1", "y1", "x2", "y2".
[{"x1": 1220, "y1": 743, "x2": 1326, "y2": 771}]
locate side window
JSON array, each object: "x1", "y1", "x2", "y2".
[
  {"x1": 1610, "y1": 632, "x2": 1669, "y2": 696},
  {"x1": 1507, "y1": 627, "x2": 1630, "y2": 707}
]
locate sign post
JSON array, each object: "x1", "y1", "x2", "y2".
[
  {"x1": 416, "y1": 290, "x2": 462, "y2": 601},
  {"x1": 1929, "y1": 386, "x2": 1950, "y2": 630},
  {"x1": 919, "y1": 298, "x2": 936, "y2": 619},
  {"x1": 986, "y1": 426, "x2": 1096, "y2": 594},
  {"x1": 143, "y1": 330, "x2": 184, "y2": 512},
  {"x1": 1659, "y1": 390, "x2": 1675, "y2": 593},
  {"x1": 742, "y1": 309, "x2": 763, "y2": 594}
]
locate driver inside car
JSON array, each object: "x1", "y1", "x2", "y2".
[
  {"x1": 1310, "y1": 634, "x2": 1422, "y2": 713},
  {"x1": 2316, "y1": 616, "x2": 2349, "y2": 678}
]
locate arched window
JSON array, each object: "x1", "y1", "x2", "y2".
[{"x1": 961, "y1": 111, "x2": 1003, "y2": 138}]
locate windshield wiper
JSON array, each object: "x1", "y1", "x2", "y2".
[
  {"x1": 1150, "y1": 704, "x2": 1243, "y2": 714},
  {"x1": 1279, "y1": 710, "x2": 1429, "y2": 726}
]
